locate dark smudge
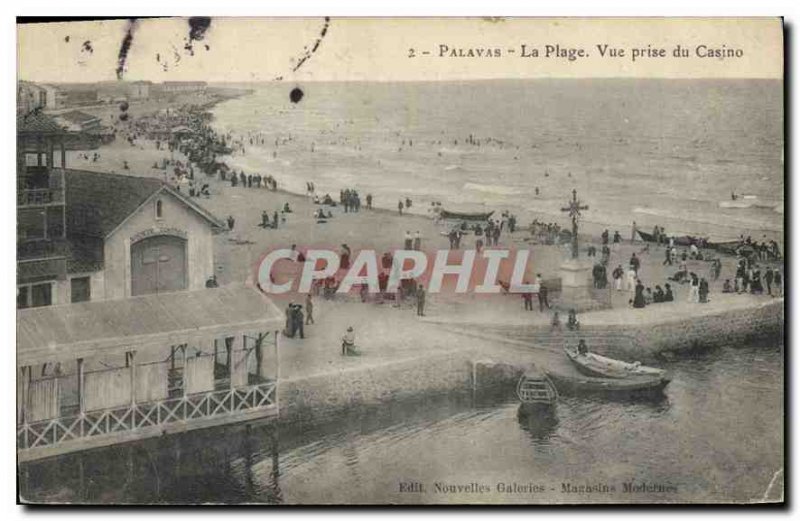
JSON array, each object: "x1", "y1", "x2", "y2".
[
  {"x1": 184, "y1": 17, "x2": 212, "y2": 56},
  {"x1": 290, "y1": 17, "x2": 330, "y2": 73},
  {"x1": 289, "y1": 87, "x2": 304, "y2": 104},
  {"x1": 116, "y1": 19, "x2": 138, "y2": 80}
]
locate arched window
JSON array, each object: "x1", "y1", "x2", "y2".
[{"x1": 155, "y1": 199, "x2": 163, "y2": 219}]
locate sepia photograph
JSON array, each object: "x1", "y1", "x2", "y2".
[{"x1": 14, "y1": 16, "x2": 784, "y2": 505}]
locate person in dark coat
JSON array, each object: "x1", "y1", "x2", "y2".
[
  {"x1": 633, "y1": 280, "x2": 646, "y2": 308},
  {"x1": 664, "y1": 283, "x2": 674, "y2": 302},
  {"x1": 293, "y1": 305, "x2": 305, "y2": 339},
  {"x1": 765, "y1": 268, "x2": 774, "y2": 295},
  {"x1": 699, "y1": 278, "x2": 709, "y2": 303},
  {"x1": 522, "y1": 290, "x2": 533, "y2": 311},
  {"x1": 538, "y1": 283, "x2": 550, "y2": 311}
]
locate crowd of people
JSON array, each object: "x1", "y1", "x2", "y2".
[{"x1": 528, "y1": 219, "x2": 568, "y2": 245}]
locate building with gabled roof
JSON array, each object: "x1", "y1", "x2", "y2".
[{"x1": 62, "y1": 169, "x2": 225, "y2": 303}]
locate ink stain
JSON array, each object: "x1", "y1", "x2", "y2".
[
  {"x1": 184, "y1": 17, "x2": 212, "y2": 55},
  {"x1": 290, "y1": 87, "x2": 304, "y2": 104},
  {"x1": 64, "y1": 36, "x2": 70, "y2": 43},
  {"x1": 290, "y1": 17, "x2": 330, "y2": 73},
  {"x1": 116, "y1": 19, "x2": 138, "y2": 80},
  {"x1": 188, "y1": 17, "x2": 211, "y2": 41},
  {"x1": 81, "y1": 40, "x2": 93, "y2": 54}
]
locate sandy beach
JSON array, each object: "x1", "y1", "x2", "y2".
[{"x1": 66, "y1": 121, "x2": 783, "y2": 340}]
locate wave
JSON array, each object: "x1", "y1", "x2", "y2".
[
  {"x1": 632, "y1": 206, "x2": 781, "y2": 233},
  {"x1": 462, "y1": 182, "x2": 521, "y2": 196},
  {"x1": 719, "y1": 201, "x2": 753, "y2": 209}
]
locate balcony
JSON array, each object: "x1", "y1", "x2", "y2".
[
  {"x1": 17, "y1": 168, "x2": 65, "y2": 208},
  {"x1": 17, "y1": 238, "x2": 67, "y2": 262}
]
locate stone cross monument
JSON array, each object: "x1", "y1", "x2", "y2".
[
  {"x1": 556, "y1": 189, "x2": 606, "y2": 311},
  {"x1": 561, "y1": 188, "x2": 589, "y2": 260}
]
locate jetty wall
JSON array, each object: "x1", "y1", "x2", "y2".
[
  {"x1": 275, "y1": 298, "x2": 783, "y2": 421},
  {"x1": 278, "y1": 351, "x2": 474, "y2": 422},
  {"x1": 445, "y1": 299, "x2": 784, "y2": 360},
  {"x1": 603, "y1": 298, "x2": 784, "y2": 358}
]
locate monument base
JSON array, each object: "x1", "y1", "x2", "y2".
[{"x1": 555, "y1": 258, "x2": 608, "y2": 312}]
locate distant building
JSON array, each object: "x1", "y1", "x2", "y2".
[
  {"x1": 17, "y1": 81, "x2": 47, "y2": 114},
  {"x1": 95, "y1": 81, "x2": 153, "y2": 102},
  {"x1": 129, "y1": 80, "x2": 151, "y2": 99},
  {"x1": 156, "y1": 81, "x2": 207, "y2": 95},
  {"x1": 53, "y1": 110, "x2": 114, "y2": 147},
  {"x1": 96, "y1": 82, "x2": 129, "y2": 103},
  {"x1": 54, "y1": 110, "x2": 103, "y2": 133},
  {"x1": 40, "y1": 85, "x2": 65, "y2": 109},
  {"x1": 19, "y1": 82, "x2": 101, "y2": 112}
]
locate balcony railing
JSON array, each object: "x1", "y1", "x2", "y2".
[
  {"x1": 18, "y1": 188, "x2": 64, "y2": 206},
  {"x1": 17, "y1": 168, "x2": 65, "y2": 207},
  {"x1": 17, "y1": 381, "x2": 277, "y2": 453},
  {"x1": 17, "y1": 239, "x2": 67, "y2": 261}
]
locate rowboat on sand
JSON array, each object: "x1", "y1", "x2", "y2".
[
  {"x1": 637, "y1": 230, "x2": 706, "y2": 247},
  {"x1": 439, "y1": 209, "x2": 494, "y2": 222}
]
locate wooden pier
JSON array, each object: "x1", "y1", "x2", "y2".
[{"x1": 17, "y1": 286, "x2": 284, "y2": 462}]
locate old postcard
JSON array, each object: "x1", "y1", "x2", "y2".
[{"x1": 16, "y1": 17, "x2": 784, "y2": 505}]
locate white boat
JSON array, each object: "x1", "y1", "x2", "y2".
[{"x1": 565, "y1": 348, "x2": 668, "y2": 380}]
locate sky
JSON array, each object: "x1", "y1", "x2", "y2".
[{"x1": 17, "y1": 17, "x2": 783, "y2": 83}]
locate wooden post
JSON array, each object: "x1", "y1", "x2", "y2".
[
  {"x1": 128, "y1": 351, "x2": 137, "y2": 407},
  {"x1": 274, "y1": 330, "x2": 280, "y2": 410},
  {"x1": 228, "y1": 337, "x2": 236, "y2": 390},
  {"x1": 60, "y1": 140, "x2": 66, "y2": 169},
  {"x1": 47, "y1": 140, "x2": 54, "y2": 170},
  {"x1": 19, "y1": 366, "x2": 30, "y2": 425},
  {"x1": 255, "y1": 333, "x2": 264, "y2": 380},
  {"x1": 180, "y1": 345, "x2": 187, "y2": 397},
  {"x1": 77, "y1": 358, "x2": 85, "y2": 415}
]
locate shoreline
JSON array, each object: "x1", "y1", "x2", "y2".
[{"x1": 206, "y1": 92, "x2": 783, "y2": 244}]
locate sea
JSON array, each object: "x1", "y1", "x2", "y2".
[
  {"x1": 20, "y1": 339, "x2": 783, "y2": 504},
  {"x1": 210, "y1": 79, "x2": 783, "y2": 242}
]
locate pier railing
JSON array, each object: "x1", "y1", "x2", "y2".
[{"x1": 17, "y1": 380, "x2": 277, "y2": 452}]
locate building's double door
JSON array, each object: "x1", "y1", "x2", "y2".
[{"x1": 131, "y1": 235, "x2": 187, "y2": 296}]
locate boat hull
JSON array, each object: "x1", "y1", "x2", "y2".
[
  {"x1": 439, "y1": 210, "x2": 494, "y2": 222},
  {"x1": 516, "y1": 369, "x2": 559, "y2": 406},
  {"x1": 565, "y1": 349, "x2": 667, "y2": 380},
  {"x1": 545, "y1": 370, "x2": 670, "y2": 398}
]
